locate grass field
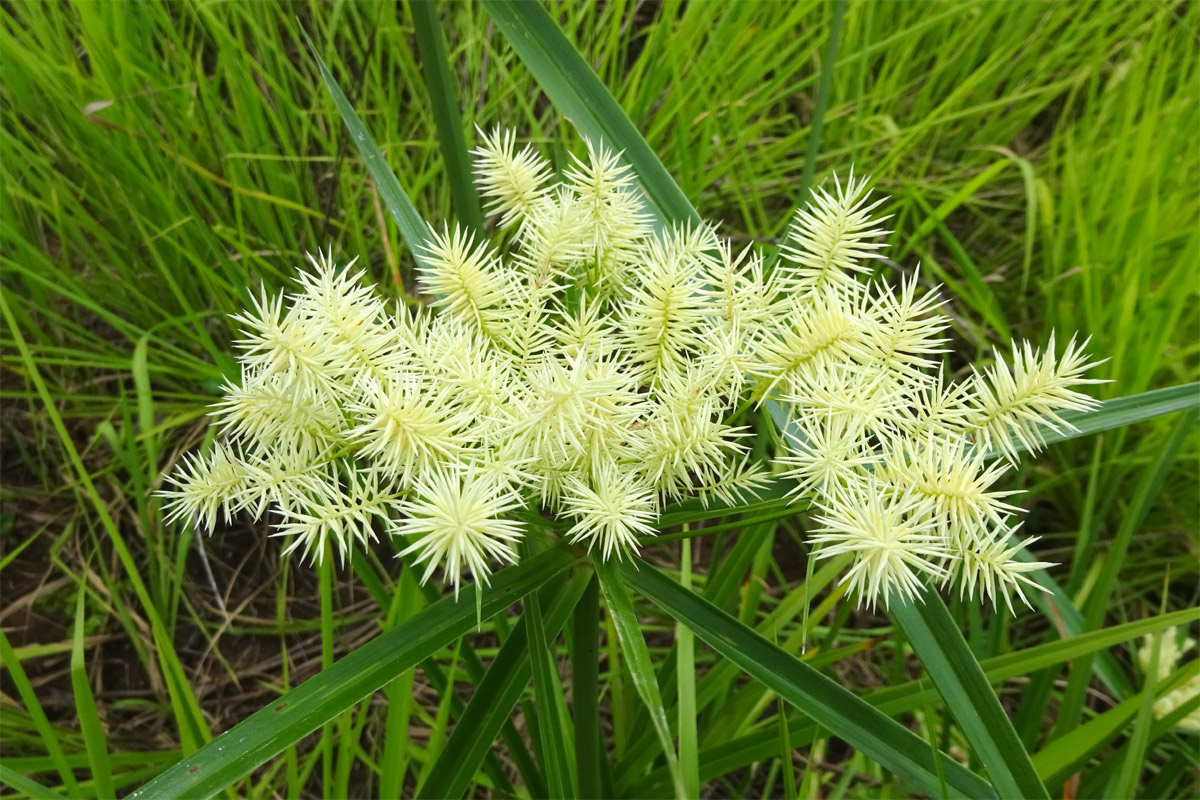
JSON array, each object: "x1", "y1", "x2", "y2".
[{"x1": 2, "y1": 1, "x2": 1198, "y2": 798}]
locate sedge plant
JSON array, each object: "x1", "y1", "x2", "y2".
[
  {"x1": 161, "y1": 132, "x2": 1104, "y2": 615},
  {"x1": 5, "y1": 4, "x2": 1199, "y2": 799}
]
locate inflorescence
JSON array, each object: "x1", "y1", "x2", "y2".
[{"x1": 160, "y1": 130, "x2": 1104, "y2": 610}]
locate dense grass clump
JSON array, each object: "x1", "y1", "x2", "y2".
[{"x1": 1, "y1": 2, "x2": 1197, "y2": 798}]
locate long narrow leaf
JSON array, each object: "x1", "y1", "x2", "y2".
[
  {"x1": 129, "y1": 546, "x2": 577, "y2": 800},
  {"x1": 479, "y1": 0, "x2": 699, "y2": 230},
  {"x1": 419, "y1": 571, "x2": 589, "y2": 800},
  {"x1": 1054, "y1": 408, "x2": 1197, "y2": 740},
  {"x1": 0, "y1": 631, "x2": 82, "y2": 798},
  {"x1": 571, "y1": 573, "x2": 606, "y2": 800},
  {"x1": 1033, "y1": 660, "x2": 1200, "y2": 788},
  {"x1": 0, "y1": 292, "x2": 210, "y2": 755},
  {"x1": 301, "y1": 29, "x2": 434, "y2": 265},
  {"x1": 0, "y1": 766, "x2": 70, "y2": 800},
  {"x1": 71, "y1": 587, "x2": 114, "y2": 800},
  {"x1": 594, "y1": 559, "x2": 688, "y2": 800},
  {"x1": 622, "y1": 559, "x2": 997, "y2": 799},
  {"x1": 410, "y1": 0, "x2": 484, "y2": 231},
  {"x1": 526, "y1": 577, "x2": 577, "y2": 799},
  {"x1": 676, "y1": 538, "x2": 700, "y2": 799},
  {"x1": 796, "y1": 0, "x2": 846, "y2": 213},
  {"x1": 891, "y1": 594, "x2": 1048, "y2": 799},
  {"x1": 630, "y1": 605, "x2": 1200, "y2": 796}
]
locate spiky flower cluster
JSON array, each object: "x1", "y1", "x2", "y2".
[
  {"x1": 1138, "y1": 627, "x2": 1200, "y2": 733},
  {"x1": 160, "y1": 130, "x2": 1103, "y2": 609}
]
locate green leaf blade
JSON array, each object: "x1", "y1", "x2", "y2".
[
  {"x1": 594, "y1": 558, "x2": 688, "y2": 800},
  {"x1": 410, "y1": 0, "x2": 484, "y2": 232},
  {"x1": 480, "y1": 0, "x2": 699, "y2": 231},
  {"x1": 71, "y1": 587, "x2": 115, "y2": 800},
  {"x1": 622, "y1": 558, "x2": 997, "y2": 799},
  {"x1": 301, "y1": 28, "x2": 434, "y2": 266},
  {"x1": 128, "y1": 547, "x2": 576, "y2": 800},
  {"x1": 571, "y1": 573, "x2": 606, "y2": 800},
  {"x1": 891, "y1": 594, "x2": 1048, "y2": 800},
  {"x1": 525, "y1": 578, "x2": 577, "y2": 800}
]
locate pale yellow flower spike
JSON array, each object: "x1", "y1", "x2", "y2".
[
  {"x1": 161, "y1": 138, "x2": 1104, "y2": 615},
  {"x1": 473, "y1": 127, "x2": 553, "y2": 230},
  {"x1": 1138, "y1": 628, "x2": 1200, "y2": 733},
  {"x1": 393, "y1": 466, "x2": 526, "y2": 597},
  {"x1": 969, "y1": 333, "x2": 1107, "y2": 461},
  {"x1": 561, "y1": 461, "x2": 658, "y2": 561},
  {"x1": 810, "y1": 484, "x2": 952, "y2": 610}
]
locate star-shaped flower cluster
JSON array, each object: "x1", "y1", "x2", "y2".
[{"x1": 160, "y1": 131, "x2": 1103, "y2": 609}]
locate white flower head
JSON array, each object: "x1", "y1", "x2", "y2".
[
  {"x1": 273, "y1": 466, "x2": 400, "y2": 566},
  {"x1": 810, "y1": 483, "x2": 952, "y2": 610},
  {"x1": 158, "y1": 441, "x2": 250, "y2": 533},
  {"x1": 159, "y1": 142, "x2": 1105, "y2": 618},
  {"x1": 473, "y1": 127, "x2": 553, "y2": 230},
  {"x1": 561, "y1": 461, "x2": 658, "y2": 560},
  {"x1": 345, "y1": 372, "x2": 469, "y2": 481},
  {"x1": 393, "y1": 465, "x2": 526, "y2": 597},
  {"x1": 969, "y1": 333, "x2": 1107, "y2": 461},
  {"x1": 779, "y1": 171, "x2": 891, "y2": 294}
]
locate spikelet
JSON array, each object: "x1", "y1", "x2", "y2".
[
  {"x1": 473, "y1": 127, "x2": 553, "y2": 230},
  {"x1": 877, "y1": 435, "x2": 1020, "y2": 540},
  {"x1": 393, "y1": 465, "x2": 525, "y2": 597},
  {"x1": 754, "y1": 284, "x2": 876, "y2": 399},
  {"x1": 272, "y1": 467, "x2": 400, "y2": 565},
  {"x1": 810, "y1": 484, "x2": 951, "y2": 610},
  {"x1": 968, "y1": 334, "x2": 1106, "y2": 461},
  {"x1": 160, "y1": 442, "x2": 250, "y2": 533},
  {"x1": 419, "y1": 224, "x2": 512, "y2": 337},
  {"x1": 620, "y1": 225, "x2": 712, "y2": 380},
  {"x1": 778, "y1": 172, "x2": 890, "y2": 293},
  {"x1": 561, "y1": 461, "x2": 658, "y2": 560},
  {"x1": 160, "y1": 131, "x2": 1105, "y2": 611},
  {"x1": 345, "y1": 373, "x2": 468, "y2": 481},
  {"x1": 214, "y1": 368, "x2": 342, "y2": 456},
  {"x1": 778, "y1": 411, "x2": 877, "y2": 502},
  {"x1": 292, "y1": 251, "x2": 407, "y2": 386},
  {"x1": 863, "y1": 270, "x2": 949, "y2": 383},
  {"x1": 230, "y1": 289, "x2": 342, "y2": 393}
]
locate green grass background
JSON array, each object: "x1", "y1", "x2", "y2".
[{"x1": 2, "y1": 1, "x2": 1197, "y2": 797}]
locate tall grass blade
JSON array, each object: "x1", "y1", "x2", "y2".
[
  {"x1": 1033, "y1": 660, "x2": 1200, "y2": 788},
  {"x1": 1053, "y1": 408, "x2": 1197, "y2": 739},
  {"x1": 571, "y1": 573, "x2": 605, "y2": 800},
  {"x1": 797, "y1": 0, "x2": 847, "y2": 213},
  {"x1": 526, "y1": 578, "x2": 577, "y2": 799},
  {"x1": 0, "y1": 766, "x2": 70, "y2": 800},
  {"x1": 480, "y1": 0, "x2": 699, "y2": 230},
  {"x1": 1030, "y1": 382, "x2": 1199, "y2": 452},
  {"x1": 0, "y1": 632, "x2": 82, "y2": 798},
  {"x1": 891, "y1": 594, "x2": 1048, "y2": 799},
  {"x1": 622, "y1": 559, "x2": 998, "y2": 799},
  {"x1": 630, "y1": 605, "x2": 1200, "y2": 796},
  {"x1": 0, "y1": 291, "x2": 210, "y2": 755},
  {"x1": 410, "y1": 0, "x2": 484, "y2": 232},
  {"x1": 419, "y1": 573, "x2": 588, "y2": 799},
  {"x1": 1107, "y1": 627, "x2": 1160, "y2": 800},
  {"x1": 676, "y1": 538, "x2": 700, "y2": 799},
  {"x1": 414, "y1": 641, "x2": 462, "y2": 797},
  {"x1": 128, "y1": 546, "x2": 577, "y2": 800},
  {"x1": 594, "y1": 559, "x2": 688, "y2": 800},
  {"x1": 71, "y1": 586, "x2": 115, "y2": 800},
  {"x1": 301, "y1": 28, "x2": 434, "y2": 266}
]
